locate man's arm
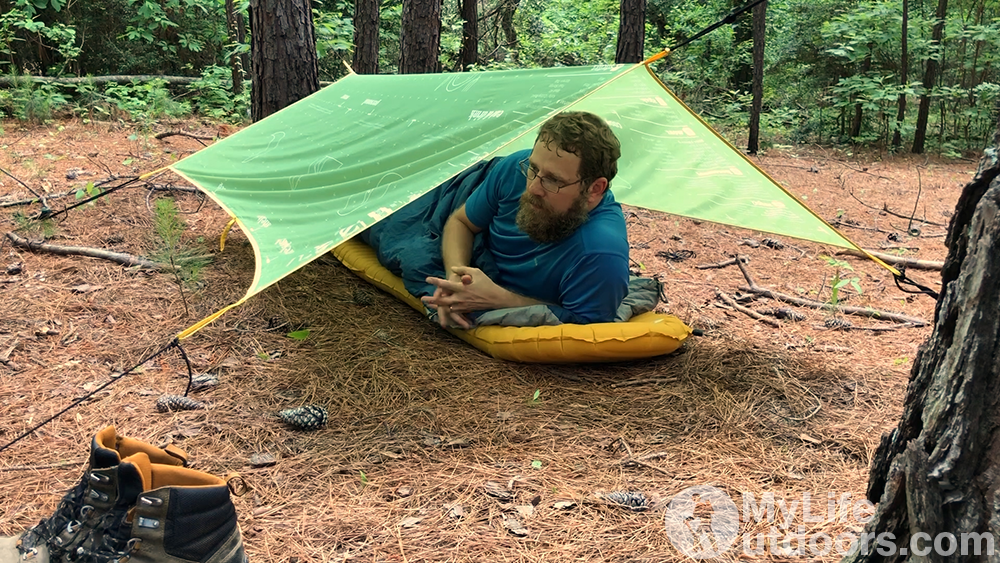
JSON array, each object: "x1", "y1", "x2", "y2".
[{"x1": 441, "y1": 204, "x2": 479, "y2": 283}]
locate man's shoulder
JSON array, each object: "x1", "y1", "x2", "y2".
[{"x1": 577, "y1": 196, "x2": 628, "y2": 256}]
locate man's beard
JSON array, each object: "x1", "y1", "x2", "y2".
[{"x1": 515, "y1": 190, "x2": 591, "y2": 243}]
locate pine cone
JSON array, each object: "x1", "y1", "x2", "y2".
[
  {"x1": 824, "y1": 317, "x2": 854, "y2": 329},
  {"x1": 352, "y1": 288, "x2": 375, "y2": 306},
  {"x1": 278, "y1": 405, "x2": 329, "y2": 431},
  {"x1": 603, "y1": 491, "x2": 648, "y2": 511},
  {"x1": 762, "y1": 238, "x2": 785, "y2": 249},
  {"x1": 156, "y1": 394, "x2": 206, "y2": 413}
]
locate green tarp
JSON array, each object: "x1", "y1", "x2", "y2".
[{"x1": 170, "y1": 62, "x2": 864, "y2": 337}]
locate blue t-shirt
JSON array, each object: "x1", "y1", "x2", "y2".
[{"x1": 463, "y1": 149, "x2": 629, "y2": 324}]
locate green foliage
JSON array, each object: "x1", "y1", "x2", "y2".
[
  {"x1": 820, "y1": 255, "x2": 862, "y2": 309},
  {"x1": 186, "y1": 65, "x2": 249, "y2": 123},
  {"x1": 102, "y1": 78, "x2": 189, "y2": 121},
  {"x1": 314, "y1": 0, "x2": 355, "y2": 80},
  {"x1": 0, "y1": 76, "x2": 68, "y2": 122},
  {"x1": 516, "y1": 0, "x2": 619, "y2": 66},
  {"x1": 151, "y1": 197, "x2": 210, "y2": 316}
]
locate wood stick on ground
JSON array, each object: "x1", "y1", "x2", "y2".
[
  {"x1": 0, "y1": 189, "x2": 77, "y2": 208},
  {"x1": 835, "y1": 248, "x2": 944, "y2": 271},
  {"x1": 716, "y1": 289, "x2": 780, "y2": 327},
  {"x1": 0, "y1": 460, "x2": 83, "y2": 472},
  {"x1": 812, "y1": 345, "x2": 853, "y2": 353},
  {"x1": 696, "y1": 255, "x2": 749, "y2": 270},
  {"x1": 5, "y1": 232, "x2": 178, "y2": 271},
  {"x1": 735, "y1": 257, "x2": 758, "y2": 286},
  {"x1": 610, "y1": 377, "x2": 678, "y2": 388},
  {"x1": 154, "y1": 131, "x2": 218, "y2": 142},
  {"x1": 812, "y1": 322, "x2": 919, "y2": 332},
  {"x1": 738, "y1": 284, "x2": 928, "y2": 326}
]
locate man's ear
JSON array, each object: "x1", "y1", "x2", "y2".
[{"x1": 586, "y1": 177, "x2": 608, "y2": 205}]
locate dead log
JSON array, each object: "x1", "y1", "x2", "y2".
[
  {"x1": 835, "y1": 248, "x2": 944, "y2": 271},
  {"x1": 5, "y1": 232, "x2": 176, "y2": 271}
]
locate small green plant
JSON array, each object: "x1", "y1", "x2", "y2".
[
  {"x1": 12, "y1": 210, "x2": 57, "y2": 238},
  {"x1": 530, "y1": 460, "x2": 543, "y2": 469},
  {"x1": 359, "y1": 470, "x2": 369, "y2": 485},
  {"x1": 287, "y1": 329, "x2": 310, "y2": 341},
  {"x1": 526, "y1": 389, "x2": 541, "y2": 406},
  {"x1": 74, "y1": 181, "x2": 102, "y2": 205},
  {"x1": 151, "y1": 197, "x2": 210, "y2": 316},
  {"x1": 820, "y1": 255, "x2": 862, "y2": 308}
]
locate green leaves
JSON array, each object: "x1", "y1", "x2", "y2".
[{"x1": 287, "y1": 330, "x2": 311, "y2": 341}]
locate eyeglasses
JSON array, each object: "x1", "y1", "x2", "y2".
[{"x1": 518, "y1": 158, "x2": 582, "y2": 194}]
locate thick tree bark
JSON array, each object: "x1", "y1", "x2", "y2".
[
  {"x1": 353, "y1": 0, "x2": 381, "y2": 74},
  {"x1": 844, "y1": 118, "x2": 1000, "y2": 562},
  {"x1": 615, "y1": 0, "x2": 646, "y2": 64},
  {"x1": 912, "y1": 0, "x2": 949, "y2": 154},
  {"x1": 459, "y1": 0, "x2": 478, "y2": 70},
  {"x1": 892, "y1": 0, "x2": 908, "y2": 149},
  {"x1": 249, "y1": 0, "x2": 320, "y2": 122},
  {"x1": 746, "y1": 0, "x2": 766, "y2": 155},
  {"x1": 399, "y1": 0, "x2": 442, "y2": 74}
]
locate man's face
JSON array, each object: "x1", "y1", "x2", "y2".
[{"x1": 515, "y1": 140, "x2": 595, "y2": 243}]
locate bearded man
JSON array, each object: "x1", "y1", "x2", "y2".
[{"x1": 422, "y1": 111, "x2": 629, "y2": 328}]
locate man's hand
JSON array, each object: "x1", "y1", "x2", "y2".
[
  {"x1": 422, "y1": 272, "x2": 474, "y2": 329},
  {"x1": 423, "y1": 266, "x2": 538, "y2": 329}
]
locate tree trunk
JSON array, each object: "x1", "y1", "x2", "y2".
[
  {"x1": 459, "y1": 0, "x2": 478, "y2": 70},
  {"x1": 912, "y1": 0, "x2": 949, "y2": 154},
  {"x1": 615, "y1": 0, "x2": 646, "y2": 64},
  {"x1": 892, "y1": 0, "x2": 908, "y2": 149},
  {"x1": 746, "y1": 0, "x2": 766, "y2": 155},
  {"x1": 353, "y1": 0, "x2": 381, "y2": 74},
  {"x1": 499, "y1": 0, "x2": 520, "y2": 55},
  {"x1": 399, "y1": 0, "x2": 442, "y2": 74},
  {"x1": 843, "y1": 114, "x2": 1000, "y2": 563},
  {"x1": 225, "y1": 0, "x2": 248, "y2": 94},
  {"x1": 850, "y1": 44, "x2": 873, "y2": 140},
  {"x1": 249, "y1": 0, "x2": 319, "y2": 122}
]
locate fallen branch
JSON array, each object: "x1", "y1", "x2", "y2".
[
  {"x1": 0, "y1": 189, "x2": 77, "y2": 208},
  {"x1": 835, "y1": 249, "x2": 943, "y2": 271},
  {"x1": 716, "y1": 289, "x2": 780, "y2": 327},
  {"x1": 5, "y1": 232, "x2": 177, "y2": 271},
  {"x1": 812, "y1": 322, "x2": 919, "y2": 332},
  {"x1": 738, "y1": 284, "x2": 927, "y2": 326},
  {"x1": 847, "y1": 185, "x2": 946, "y2": 227},
  {"x1": 696, "y1": 255, "x2": 749, "y2": 270},
  {"x1": 154, "y1": 131, "x2": 219, "y2": 142}
]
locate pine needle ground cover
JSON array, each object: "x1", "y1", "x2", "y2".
[{"x1": 0, "y1": 118, "x2": 967, "y2": 561}]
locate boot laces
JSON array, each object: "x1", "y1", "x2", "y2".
[
  {"x1": 18, "y1": 472, "x2": 92, "y2": 550},
  {"x1": 70, "y1": 504, "x2": 138, "y2": 563}
]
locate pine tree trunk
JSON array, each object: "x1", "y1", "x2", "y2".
[
  {"x1": 746, "y1": 0, "x2": 766, "y2": 155},
  {"x1": 892, "y1": 0, "x2": 908, "y2": 149},
  {"x1": 615, "y1": 0, "x2": 646, "y2": 64},
  {"x1": 249, "y1": 0, "x2": 319, "y2": 122},
  {"x1": 400, "y1": 0, "x2": 442, "y2": 74},
  {"x1": 850, "y1": 45, "x2": 873, "y2": 140},
  {"x1": 499, "y1": 0, "x2": 520, "y2": 55},
  {"x1": 843, "y1": 114, "x2": 1000, "y2": 563},
  {"x1": 225, "y1": 0, "x2": 248, "y2": 94},
  {"x1": 353, "y1": 0, "x2": 381, "y2": 74},
  {"x1": 459, "y1": 0, "x2": 478, "y2": 70},
  {"x1": 912, "y1": 0, "x2": 949, "y2": 154}
]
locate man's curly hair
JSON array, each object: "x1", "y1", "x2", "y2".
[{"x1": 536, "y1": 112, "x2": 621, "y2": 188}]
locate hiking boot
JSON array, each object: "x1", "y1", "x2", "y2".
[
  {"x1": 0, "y1": 426, "x2": 188, "y2": 563},
  {"x1": 70, "y1": 452, "x2": 248, "y2": 563}
]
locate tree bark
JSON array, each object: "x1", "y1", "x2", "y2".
[
  {"x1": 249, "y1": 0, "x2": 320, "y2": 122},
  {"x1": 353, "y1": 0, "x2": 380, "y2": 74},
  {"x1": 459, "y1": 0, "x2": 478, "y2": 70},
  {"x1": 225, "y1": 0, "x2": 249, "y2": 94},
  {"x1": 499, "y1": 0, "x2": 520, "y2": 56},
  {"x1": 851, "y1": 44, "x2": 873, "y2": 140},
  {"x1": 844, "y1": 117, "x2": 1000, "y2": 562},
  {"x1": 615, "y1": 0, "x2": 646, "y2": 64},
  {"x1": 746, "y1": 0, "x2": 766, "y2": 155},
  {"x1": 892, "y1": 0, "x2": 908, "y2": 149},
  {"x1": 399, "y1": 0, "x2": 442, "y2": 74},
  {"x1": 912, "y1": 0, "x2": 949, "y2": 154}
]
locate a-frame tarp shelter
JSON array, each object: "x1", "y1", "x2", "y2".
[{"x1": 170, "y1": 60, "x2": 884, "y2": 338}]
